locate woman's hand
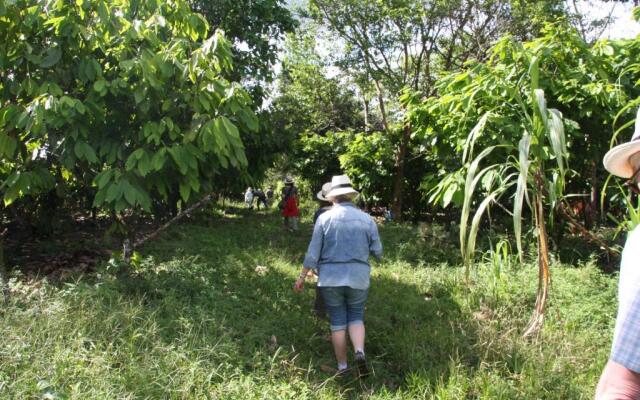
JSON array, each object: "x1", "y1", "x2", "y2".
[
  {"x1": 294, "y1": 277, "x2": 304, "y2": 292},
  {"x1": 294, "y1": 268, "x2": 309, "y2": 292}
]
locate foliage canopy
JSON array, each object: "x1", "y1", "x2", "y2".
[{"x1": 0, "y1": 0, "x2": 258, "y2": 216}]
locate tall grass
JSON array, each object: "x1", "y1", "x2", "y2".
[{"x1": 0, "y1": 207, "x2": 616, "y2": 399}]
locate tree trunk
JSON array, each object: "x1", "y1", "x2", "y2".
[
  {"x1": 391, "y1": 123, "x2": 411, "y2": 221},
  {"x1": 168, "y1": 189, "x2": 180, "y2": 217},
  {"x1": 523, "y1": 174, "x2": 551, "y2": 337},
  {"x1": 589, "y1": 159, "x2": 599, "y2": 225},
  {"x1": 363, "y1": 96, "x2": 370, "y2": 134},
  {"x1": 0, "y1": 231, "x2": 7, "y2": 304},
  {"x1": 374, "y1": 79, "x2": 388, "y2": 131}
]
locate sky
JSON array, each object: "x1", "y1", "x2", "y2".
[
  {"x1": 264, "y1": 0, "x2": 640, "y2": 101},
  {"x1": 579, "y1": 0, "x2": 640, "y2": 39}
]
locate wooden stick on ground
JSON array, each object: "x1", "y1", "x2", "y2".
[
  {"x1": 557, "y1": 201, "x2": 620, "y2": 258},
  {"x1": 122, "y1": 193, "x2": 215, "y2": 264},
  {"x1": 134, "y1": 193, "x2": 215, "y2": 249}
]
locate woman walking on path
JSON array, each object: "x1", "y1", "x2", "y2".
[
  {"x1": 596, "y1": 108, "x2": 640, "y2": 399},
  {"x1": 294, "y1": 175, "x2": 383, "y2": 377},
  {"x1": 281, "y1": 177, "x2": 300, "y2": 232}
]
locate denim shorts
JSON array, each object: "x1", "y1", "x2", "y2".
[{"x1": 320, "y1": 286, "x2": 368, "y2": 331}]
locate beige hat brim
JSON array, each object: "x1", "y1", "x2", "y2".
[
  {"x1": 603, "y1": 141, "x2": 640, "y2": 178},
  {"x1": 326, "y1": 187, "x2": 359, "y2": 198},
  {"x1": 317, "y1": 191, "x2": 328, "y2": 201}
]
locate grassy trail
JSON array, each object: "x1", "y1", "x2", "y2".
[{"x1": 0, "y1": 207, "x2": 617, "y2": 399}]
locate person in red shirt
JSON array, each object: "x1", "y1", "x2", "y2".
[{"x1": 281, "y1": 177, "x2": 299, "y2": 232}]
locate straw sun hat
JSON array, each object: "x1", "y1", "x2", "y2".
[
  {"x1": 604, "y1": 107, "x2": 640, "y2": 179},
  {"x1": 325, "y1": 175, "x2": 359, "y2": 199}
]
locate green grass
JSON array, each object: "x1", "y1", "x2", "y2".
[{"x1": 0, "y1": 206, "x2": 618, "y2": 399}]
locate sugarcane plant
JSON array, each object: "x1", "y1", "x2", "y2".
[{"x1": 459, "y1": 56, "x2": 568, "y2": 337}]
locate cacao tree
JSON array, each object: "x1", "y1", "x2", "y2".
[{"x1": 0, "y1": 0, "x2": 258, "y2": 221}]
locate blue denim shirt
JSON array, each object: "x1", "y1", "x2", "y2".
[
  {"x1": 611, "y1": 225, "x2": 640, "y2": 372},
  {"x1": 303, "y1": 202, "x2": 383, "y2": 290}
]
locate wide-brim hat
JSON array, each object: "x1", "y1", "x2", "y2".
[
  {"x1": 604, "y1": 107, "x2": 640, "y2": 178},
  {"x1": 316, "y1": 182, "x2": 332, "y2": 201},
  {"x1": 326, "y1": 175, "x2": 359, "y2": 199},
  {"x1": 283, "y1": 176, "x2": 294, "y2": 185}
]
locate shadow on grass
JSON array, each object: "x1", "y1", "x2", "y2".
[{"x1": 97, "y1": 210, "x2": 493, "y2": 397}]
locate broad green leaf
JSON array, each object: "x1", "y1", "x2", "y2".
[
  {"x1": 93, "y1": 187, "x2": 107, "y2": 207},
  {"x1": 152, "y1": 149, "x2": 166, "y2": 171},
  {"x1": 3, "y1": 173, "x2": 24, "y2": 206},
  {"x1": 93, "y1": 79, "x2": 106, "y2": 92},
  {"x1": 125, "y1": 154, "x2": 138, "y2": 171},
  {"x1": 212, "y1": 118, "x2": 230, "y2": 154},
  {"x1": 137, "y1": 188, "x2": 151, "y2": 211},
  {"x1": 0, "y1": 134, "x2": 17, "y2": 158},
  {"x1": 82, "y1": 143, "x2": 98, "y2": 164},
  {"x1": 74, "y1": 141, "x2": 85, "y2": 159},
  {"x1": 123, "y1": 181, "x2": 137, "y2": 206},
  {"x1": 115, "y1": 198, "x2": 128, "y2": 213},
  {"x1": 44, "y1": 15, "x2": 65, "y2": 27},
  {"x1": 442, "y1": 183, "x2": 458, "y2": 208},
  {"x1": 188, "y1": 174, "x2": 201, "y2": 193},
  {"x1": 168, "y1": 146, "x2": 188, "y2": 175},
  {"x1": 220, "y1": 116, "x2": 240, "y2": 139},
  {"x1": 95, "y1": 169, "x2": 114, "y2": 189},
  {"x1": 41, "y1": 47, "x2": 62, "y2": 68},
  {"x1": 240, "y1": 110, "x2": 259, "y2": 132},
  {"x1": 105, "y1": 181, "x2": 121, "y2": 202},
  {"x1": 137, "y1": 152, "x2": 151, "y2": 176},
  {"x1": 179, "y1": 181, "x2": 191, "y2": 202},
  {"x1": 74, "y1": 100, "x2": 86, "y2": 114}
]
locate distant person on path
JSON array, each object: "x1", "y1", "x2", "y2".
[
  {"x1": 281, "y1": 177, "x2": 299, "y2": 232},
  {"x1": 294, "y1": 175, "x2": 382, "y2": 377},
  {"x1": 311, "y1": 182, "x2": 333, "y2": 320},
  {"x1": 253, "y1": 188, "x2": 268, "y2": 210},
  {"x1": 596, "y1": 108, "x2": 640, "y2": 400},
  {"x1": 266, "y1": 187, "x2": 274, "y2": 203},
  {"x1": 384, "y1": 207, "x2": 393, "y2": 223},
  {"x1": 244, "y1": 187, "x2": 254, "y2": 209}
]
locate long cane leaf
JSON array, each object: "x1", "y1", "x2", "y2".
[
  {"x1": 529, "y1": 55, "x2": 540, "y2": 90},
  {"x1": 460, "y1": 146, "x2": 499, "y2": 260},
  {"x1": 547, "y1": 109, "x2": 567, "y2": 175},
  {"x1": 610, "y1": 118, "x2": 635, "y2": 148},
  {"x1": 600, "y1": 174, "x2": 615, "y2": 214},
  {"x1": 465, "y1": 188, "x2": 507, "y2": 272},
  {"x1": 462, "y1": 112, "x2": 491, "y2": 164},
  {"x1": 533, "y1": 88, "x2": 548, "y2": 126},
  {"x1": 612, "y1": 98, "x2": 640, "y2": 145},
  {"x1": 514, "y1": 132, "x2": 531, "y2": 263}
]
